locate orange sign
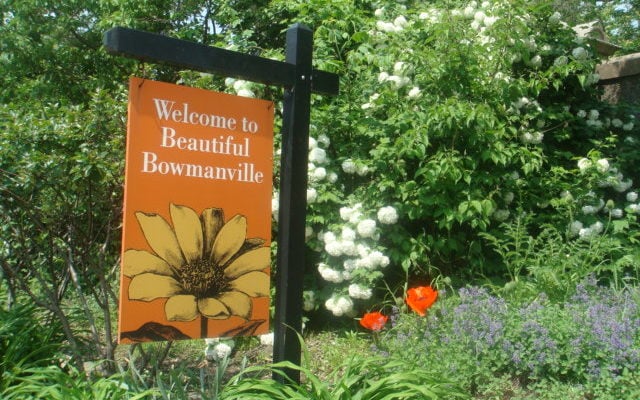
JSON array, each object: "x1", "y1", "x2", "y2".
[{"x1": 118, "y1": 77, "x2": 274, "y2": 343}]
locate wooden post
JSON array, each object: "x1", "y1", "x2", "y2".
[{"x1": 272, "y1": 24, "x2": 313, "y2": 384}]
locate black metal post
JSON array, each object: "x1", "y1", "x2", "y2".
[{"x1": 273, "y1": 23, "x2": 313, "y2": 384}]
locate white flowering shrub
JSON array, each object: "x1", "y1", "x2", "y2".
[
  {"x1": 203, "y1": 0, "x2": 640, "y2": 318},
  {"x1": 313, "y1": 203, "x2": 396, "y2": 315}
]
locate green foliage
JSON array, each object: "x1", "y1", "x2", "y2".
[
  {"x1": 0, "y1": 91, "x2": 127, "y2": 363},
  {"x1": 2, "y1": 365, "x2": 157, "y2": 400},
  {"x1": 0, "y1": 291, "x2": 156, "y2": 399},
  {"x1": 0, "y1": 299, "x2": 63, "y2": 389},
  {"x1": 481, "y1": 212, "x2": 640, "y2": 300},
  {"x1": 221, "y1": 358, "x2": 468, "y2": 399},
  {"x1": 217, "y1": 0, "x2": 640, "y2": 318}
]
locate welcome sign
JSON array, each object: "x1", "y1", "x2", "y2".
[{"x1": 118, "y1": 77, "x2": 274, "y2": 343}]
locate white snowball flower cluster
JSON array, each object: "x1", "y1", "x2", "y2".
[
  {"x1": 224, "y1": 78, "x2": 255, "y2": 98},
  {"x1": 348, "y1": 283, "x2": 372, "y2": 300},
  {"x1": 355, "y1": 249, "x2": 390, "y2": 269},
  {"x1": 520, "y1": 130, "x2": 544, "y2": 144},
  {"x1": 463, "y1": 5, "x2": 475, "y2": 18},
  {"x1": 577, "y1": 157, "x2": 592, "y2": 172},
  {"x1": 356, "y1": 219, "x2": 377, "y2": 238},
  {"x1": 610, "y1": 208, "x2": 624, "y2": 218},
  {"x1": 356, "y1": 164, "x2": 369, "y2": 176},
  {"x1": 317, "y1": 134, "x2": 331, "y2": 147},
  {"x1": 325, "y1": 295, "x2": 354, "y2": 317},
  {"x1": 462, "y1": 1, "x2": 498, "y2": 31},
  {"x1": 310, "y1": 167, "x2": 327, "y2": 182},
  {"x1": 578, "y1": 157, "x2": 616, "y2": 175},
  {"x1": 342, "y1": 158, "x2": 357, "y2": 174},
  {"x1": 568, "y1": 220, "x2": 583, "y2": 237},
  {"x1": 568, "y1": 182, "x2": 640, "y2": 241},
  {"x1": 407, "y1": 86, "x2": 421, "y2": 99},
  {"x1": 340, "y1": 239, "x2": 359, "y2": 256},
  {"x1": 511, "y1": 97, "x2": 542, "y2": 114},
  {"x1": 529, "y1": 55, "x2": 542, "y2": 68},
  {"x1": 305, "y1": 188, "x2": 317, "y2": 204},
  {"x1": 316, "y1": 204, "x2": 396, "y2": 315},
  {"x1": 340, "y1": 203, "x2": 363, "y2": 223},
  {"x1": 571, "y1": 47, "x2": 588, "y2": 61},
  {"x1": 306, "y1": 130, "x2": 339, "y2": 194},
  {"x1": 361, "y1": 92, "x2": 380, "y2": 110},
  {"x1": 378, "y1": 61, "x2": 413, "y2": 90},
  {"x1": 613, "y1": 179, "x2": 633, "y2": 193},
  {"x1": 588, "y1": 159, "x2": 635, "y2": 193},
  {"x1": 553, "y1": 55, "x2": 568, "y2": 67},
  {"x1": 375, "y1": 14, "x2": 408, "y2": 33},
  {"x1": 318, "y1": 263, "x2": 344, "y2": 283},
  {"x1": 586, "y1": 119, "x2": 603, "y2": 129},
  {"x1": 377, "y1": 206, "x2": 399, "y2": 224},
  {"x1": 341, "y1": 226, "x2": 356, "y2": 241},
  {"x1": 607, "y1": 115, "x2": 635, "y2": 132},
  {"x1": 309, "y1": 147, "x2": 327, "y2": 164},
  {"x1": 523, "y1": 36, "x2": 537, "y2": 52},
  {"x1": 419, "y1": 8, "x2": 442, "y2": 23},
  {"x1": 596, "y1": 158, "x2": 609, "y2": 173},
  {"x1": 578, "y1": 221, "x2": 604, "y2": 241}
]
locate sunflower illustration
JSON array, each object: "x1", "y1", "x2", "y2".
[{"x1": 123, "y1": 204, "x2": 270, "y2": 322}]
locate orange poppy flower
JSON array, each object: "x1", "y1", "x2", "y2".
[
  {"x1": 359, "y1": 311, "x2": 388, "y2": 331},
  {"x1": 406, "y1": 286, "x2": 438, "y2": 316}
]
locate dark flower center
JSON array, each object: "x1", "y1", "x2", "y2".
[{"x1": 178, "y1": 258, "x2": 231, "y2": 299}]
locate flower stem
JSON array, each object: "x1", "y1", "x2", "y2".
[{"x1": 201, "y1": 315, "x2": 208, "y2": 338}]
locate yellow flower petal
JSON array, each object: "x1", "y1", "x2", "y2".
[
  {"x1": 201, "y1": 208, "x2": 224, "y2": 259},
  {"x1": 197, "y1": 298, "x2": 230, "y2": 319},
  {"x1": 128, "y1": 273, "x2": 183, "y2": 301},
  {"x1": 170, "y1": 204, "x2": 203, "y2": 264},
  {"x1": 238, "y1": 238, "x2": 266, "y2": 254},
  {"x1": 217, "y1": 291, "x2": 252, "y2": 319},
  {"x1": 224, "y1": 247, "x2": 270, "y2": 279},
  {"x1": 122, "y1": 249, "x2": 175, "y2": 277},
  {"x1": 165, "y1": 294, "x2": 199, "y2": 321},
  {"x1": 211, "y1": 214, "x2": 246, "y2": 267},
  {"x1": 230, "y1": 271, "x2": 270, "y2": 297},
  {"x1": 236, "y1": 238, "x2": 267, "y2": 254},
  {"x1": 135, "y1": 212, "x2": 185, "y2": 269}
]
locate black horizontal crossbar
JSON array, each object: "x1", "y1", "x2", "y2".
[{"x1": 103, "y1": 27, "x2": 338, "y2": 96}]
